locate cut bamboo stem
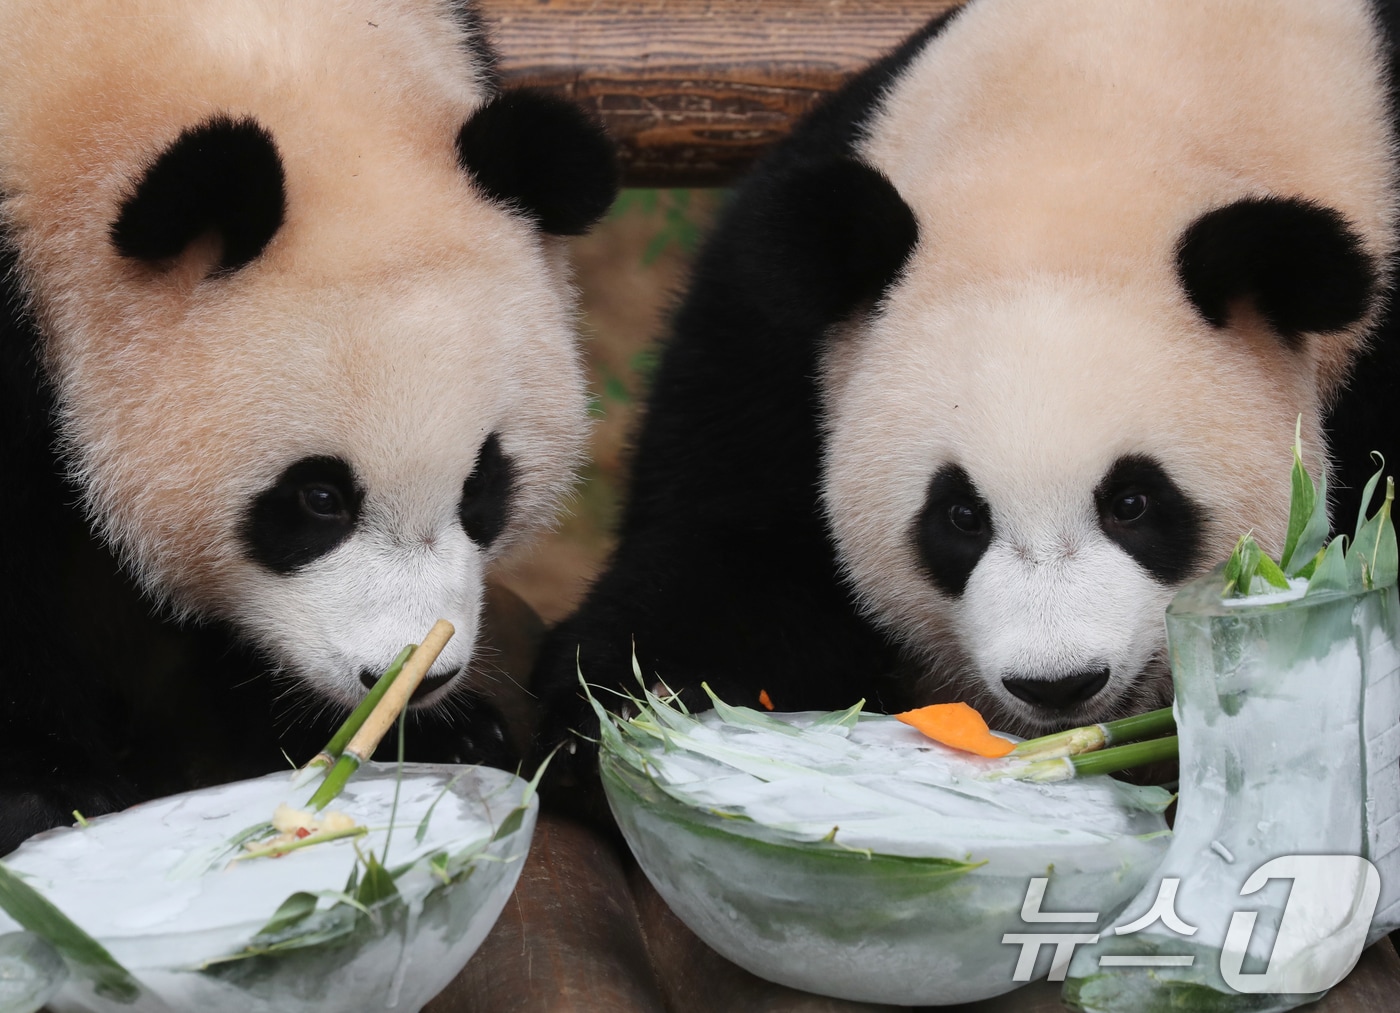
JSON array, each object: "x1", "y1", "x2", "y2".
[
  {"x1": 293, "y1": 644, "x2": 416, "y2": 787},
  {"x1": 1008, "y1": 735, "x2": 1179, "y2": 783},
  {"x1": 306, "y1": 619, "x2": 455, "y2": 810},
  {"x1": 1010, "y1": 706, "x2": 1176, "y2": 761}
]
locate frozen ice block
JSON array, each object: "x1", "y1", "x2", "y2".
[
  {"x1": 601, "y1": 705, "x2": 1172, "y2": 1005},
  {"x1": 0, "y1": 763, "x2": 536, "y2": 1013},
  {"x1": 1063, "y1": 575, "x2": 1400, "y2": 1012}
]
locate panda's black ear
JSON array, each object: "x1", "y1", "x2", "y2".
[
  {"x1": 1175, "y1": 196, "x2": 1376, "y2": 348},
  {"x1": 111, "y1": 115, "x2": 285, "y2": 273},
  {"x1": 457, "y1": 90, "x2": 618, "y2": 236},
  {"x1": 737, "y1": 156, "x2": 919, "y2": 329}
]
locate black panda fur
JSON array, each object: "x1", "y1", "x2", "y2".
[
  {"x1": 531, "y1": 0, "x2": 1400, "y2": 815},
  {"x1": 0, "y1": 0, "x2": 617, "y2": 856}
]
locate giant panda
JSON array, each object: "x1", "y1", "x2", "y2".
[
  {"x1": 531, "y1": 0, "x2": 1400, "y2": 804},
  {"x1": 0, "y1": 0, "x2": 617, "y2": 854}
]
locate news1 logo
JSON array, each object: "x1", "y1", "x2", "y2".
[{"x1": 1003, "y1": 855, "x2": 1380, "y2": 994}]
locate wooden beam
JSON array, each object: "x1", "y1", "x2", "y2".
[{"x1": 483, "y1": 0, "x2": 958, "y2": 188}]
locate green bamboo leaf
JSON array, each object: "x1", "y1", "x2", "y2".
[
  {"x1": 201, "y1": 904, "x2": 361, "y2": 966},
  {"x1": 1347, "y1": 473, "x2": 1395, "y2": 590},
  {"x1": 1285, "y1": 461, "x2": 1329, "y2": 578},
  {"x1": 1369, "y1": 477, "x2": 1397, "y2": 589},
  {"x1": 488, "y1": 752, "x2": 549, "y2": 845},
  {"x1": 0, "y1": 862, "x2": 139, "y2": 1002},
  {"x1": 429, "y1": 852, "x2": 451, "y2": 884},
  {"x1": 1222, "y1": 535, "x2": 1245, "y2": 595},
  {"x1": 489, "y1": 805, "x2": 528, "y2": 845},
  {"x1": 1254, "y1": 550, "x2": 1290, "y2": 590},
  {"x1": 1224, "y1": 534, "x2": 1265, "y2": 596},
  {"x1": 1307, "y1": 535, "x2": 1351, "y2": 595},
  {"x1": 809, "y1": 699, "x2": 867, "y2": 731},
  {"x1": 1350, "y1": 515, "x2": 1380, "y2": 589},
  {"x1": 354, "y1": 852, "x2": 399, "y2": 908},
  {"x1": 1280, "y1": 417, "x2": 1313, "y2": 571},
  {"x1": 1354, "y1": 453, "x2": 1386, "y2": 546},
  {"x1": 309, "y1": 889, "x2": 370, "y2": 917},
  {"x1": 701, "y1": 683, "x2": 804, "y2": 735},
  {"x1": 1295, "y1": 466, "x2": 1330, "y2": 569},
  {"x1": 256, "y1": 892, "x2": 318, "y2": 936},
  {"x1": 1293, "y1": 547, "x2": 1323, "y2": 581},
  {"x1": 415, "y1": 771, "x2": 469, "y2": 845}
]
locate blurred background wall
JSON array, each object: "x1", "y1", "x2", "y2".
[{"x1": 498, "y1": 190, "x2": 724, "y2": 623}]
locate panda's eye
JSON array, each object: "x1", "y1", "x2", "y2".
[
  {"x1": 947, "y1": 502, "x2": 986, "y2": 535},
  {"x1": 459, "y1": 432, "x2": 516, "y2": 547},
  {"x1": 1094, "y1": 455, "x2": 1206, "y2": 585},
  {"x1": 1110, "y1": 492, "x2": 1149, "y2": 523},
  {"x1": 914, "y1": 464, "x2": 994, "y2": 598},
  {"x1": 243, "y1": 456, "x2": 363, "y2": 574},
  {"x1": 299, "y1": 483, "x2": 348, "y2": 520}
]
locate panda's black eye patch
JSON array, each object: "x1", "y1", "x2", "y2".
[
  {"x1": 111, "y1": 114, "x2": 286, "y2": 273},
  {"x1": 243, "y1": 456, "x2": 362, "y2": 574},
  {"x1": 913, "y1": 465, "x2": 994, "y2": 597},
  {"x1": 1095, "y1": 455, "x2": 1205, "y2": 584},
  {"x1": 459, "y1": 432, "x2": 515, "y2": 548}
]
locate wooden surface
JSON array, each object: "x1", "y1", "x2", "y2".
[
  {"x1": 426, "y1": 813, "x2": 667, "y2": 1013},
  {"x1": 434, "y1": 812, "x2": 1400, "y2": 1012},
  {"x1": 483, "y1": 0, "x2": 959, "y2": 186}
]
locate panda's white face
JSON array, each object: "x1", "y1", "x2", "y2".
[
  {"x1": 817, "y1": 0, "x2": 1395, "y2": 732},
  {"x1": 187, "y1": 270, "x2": 583, "y2": 707},
  {"x1": 0, "y1": 1, "x2": 607, "y2": 709},
  {"x1": 822, "y1": 276, "x2": 1311, "y2": 731}
]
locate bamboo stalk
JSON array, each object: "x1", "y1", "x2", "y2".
[
  {"x1": 1010, "y1": 706, "x2": 1176, "y2": 760},
  {"x1": 1101, "y1": 707, "x2": 1177, "y2": 745},
  {"x1": 292, "y1": 644, "x2": 416, "y2": 787},
  {"x1": 1072, "y1": 735, "x2": 1178, "y2": 778},
  {"x1": 1009, "y1": 735, "x2": 1179, "y2": 783},
  {"x1": 306, "y1": 620, "x2": 455, "y2": 810}
]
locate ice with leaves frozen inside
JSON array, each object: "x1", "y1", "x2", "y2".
[
  {"x1": 0, "y1": 763, "x2": 536, "y2": 1013},
  {"x1": 598, "y1": 689, "x2": 1173, "y2": 1005}
]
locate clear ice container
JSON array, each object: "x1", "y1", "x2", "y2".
[
  {"x1": 602, "y1": 712, "x2": 1171, "y2": 1006},
  {"x1": 0, "y1": 762, "x2": 536, "y2": 1013},
  {"x1": 1064, "y1": 575, "x2": 1400, "y2": 1012}
]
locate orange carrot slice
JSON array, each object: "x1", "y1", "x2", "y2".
[
  {"x1": 896, "y1": 702, "x2": 1015, "y2": 758},
  {"x1": 758, "y1": 689, "x2": 775, "y2": 711}
]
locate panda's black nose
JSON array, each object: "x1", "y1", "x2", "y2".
[{"x1": 1002, "y1": 668, "x2": 1109, "y2": 709}]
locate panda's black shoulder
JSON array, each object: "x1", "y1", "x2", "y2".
[{"x1": 615, "y1": 8, "x2": 957, "y2": 535}]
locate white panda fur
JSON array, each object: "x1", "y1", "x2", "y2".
[
  {"x1": 823, "y1": 0, "x2": 1397, "y2": 723},
  {"x1": 0, "y1": 0, "x2": 616, "y2": 850},
  {"x1": 532, "y1": 0, "x2": 1400, "y2": 807}
]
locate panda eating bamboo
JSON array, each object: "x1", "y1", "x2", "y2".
[{"x1": 0, "y1": 0, "x2": 616, "y2": 853}]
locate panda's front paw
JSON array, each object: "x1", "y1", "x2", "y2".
[
  {"x1": 398, "y1": 692, "x2": 519, "y2": 772},
  {"x1": 0, "y1": 779, "x2": 128, "y2": 857},
  {"x1": 527, "y1": 685, "x2": 613, "y2": 823}
]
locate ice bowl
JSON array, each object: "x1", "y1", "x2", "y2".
[
  {"x1": 0, "y1": 762, "x2": 536, "y2": 1013},
  {"x1": 598, "y1": 697, "x2": 1173, "y2": 1006}
]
